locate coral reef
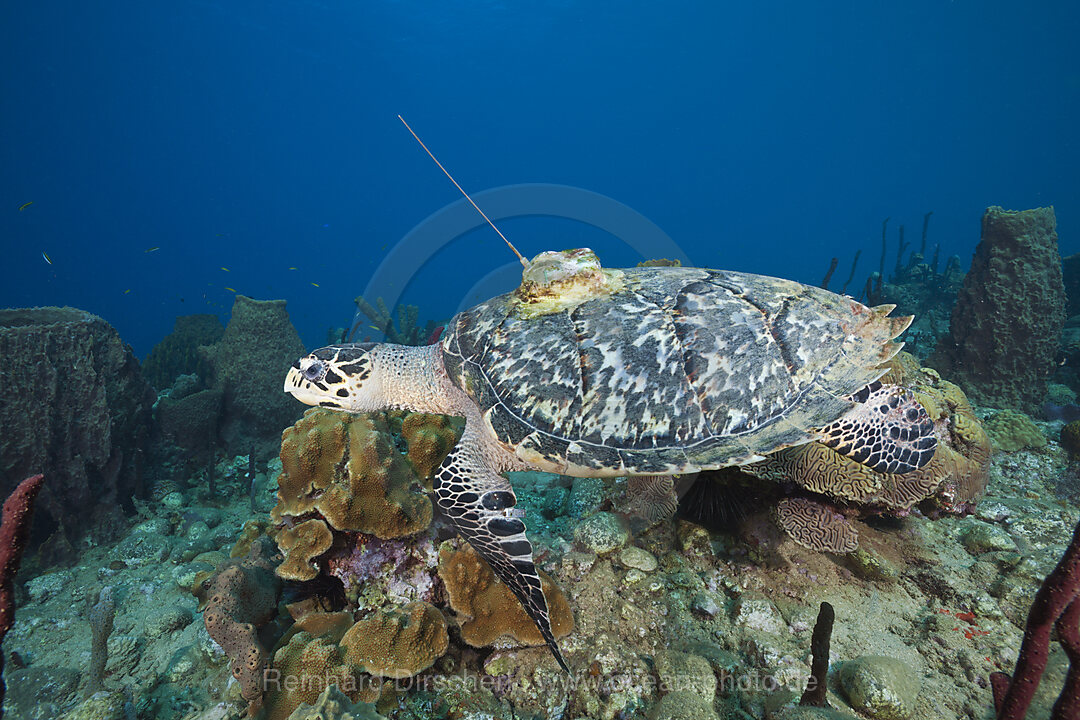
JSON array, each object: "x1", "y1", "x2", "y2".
[
  {"x1": 349, "y1": 297, "x2": 438, "y2": 346},
  {"x1": 272, "y1": 409, "x2": 433, "y2": 548},
  {"x1": 141, "y1": 313, "x2": 224, "y2": 391},
  {"x1": 192, "y1": 535, "x2": 283, "y2": 714},
  {"x1": 932, "y1": 206, "x2": 1066, "y2": 412},
  {"x1": 0, "y1": 308, "x2": 153, "y2": 546},
  {"x1": 200, "y1": 295, "x2": 307, "y2": 460},
  {"x1": 339, "y1": 601, "x2": 448, "y2": 678},
  {"x1": 438, "y1": 542, "x2": 573, "y2": 649},
  {"x1": 984, "y1": 409, "x2": 1049, "y2": 452}
]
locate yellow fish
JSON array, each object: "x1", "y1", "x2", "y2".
[
  {"x1": 145, "y1": 246, "x2": 160, "y2": 253},
  {"x1": 224, "y1": 287, "x2": 237, "y2": 293},
  {"x1": 124, "y1": 289, "x2": 131, "y2": 294},
  {"x1": 369, "y1": 325, "x2": 380, "y2": 331},
  {"x1": 19, "y1": 201, "x2": 33, "y2": 211},
  {"x1": 288, "y1": 267, "x2": 298, "y2": 270},
  {"x1": 221, "y1": 267, "x2": 230, "y2": 272},
  {"x1": 310, "y1": 282, "x2": 320, "y2": 287},
  {"x1": 41, "y1": 251, "x2": 52, "y2": 265}
]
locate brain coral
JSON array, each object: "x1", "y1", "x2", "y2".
[
  {"x1": 437, "y1": 542, "x2": 573, "y2": 650},
  {"x1": 773, "y1": 498, "x2": 858, "y2": 554}
]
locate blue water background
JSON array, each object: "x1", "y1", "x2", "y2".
[{"x1": 2, "y1": 1, "x2": 1077, "y2": 356}]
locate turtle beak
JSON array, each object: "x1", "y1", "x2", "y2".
[{"x1": 284, "y1": 366, "x2": 336, "y2": 407}]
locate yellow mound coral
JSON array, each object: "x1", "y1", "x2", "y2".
[
  {"x1": 275, "y1": 519, "x2": 334, "y2": 582},
  {"x1": 263, "y1": 606, "x2": 447, "y2": 720},
  {"x1": 397, "y1": 412, "x2": 463, "y2": 481},
  {"x1": 264, "y1": 612, "x2": 361, "y2": 720},
  {"x1": 340, "y1": 602, "x2": 449, "y2": 679},
  {"x1": 437, "y1": 543, "x2": 574, "y2": 649},
  {"x1": 984, "y1": 409, "x2": 1048, "y2": 452},
  {"x1": 273, "y1": 408, "x2": 433, "y2": 538}
]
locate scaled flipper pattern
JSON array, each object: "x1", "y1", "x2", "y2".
[
  {"x1": 818, "y1": 381, "x2": 937, "y2": 474},
  {"x1": 433, "y1": 436, "x2": 570, "y2": 672}
]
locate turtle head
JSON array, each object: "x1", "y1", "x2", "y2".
[{"x1": 284, "y1": 343, "x2": 382, "y2": 412}]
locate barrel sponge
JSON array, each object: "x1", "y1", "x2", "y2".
[
  {"x1": 273, "y1": 408, "x2": 432, "y2": 539},
  {"x1": 275, "y1": 518, "x2": 334, "y2": 582},
  {"x1": 193, "y1": 536, "x2": 282, "y2": 711},
  {"x1": 437, "y1": 543, "x2": 574, "y2": 649}
]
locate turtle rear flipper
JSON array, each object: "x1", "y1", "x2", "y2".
[
  {"x1": 433, "y1": 430, "x2": 570, "y2": 673},
  {"x1": 818, "y1": 381, "x2": 936, "y2": 474}
]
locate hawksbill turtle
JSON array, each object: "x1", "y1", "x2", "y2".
[{"x1": 284, "y1": 248, "x2": 936, "y2": 671}]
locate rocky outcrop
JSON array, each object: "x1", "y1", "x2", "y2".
[
  {"x1": 0, "y1": 307, "x2": 154, "y2": 545},
  {"x1": 932, "y1": 207, "x2": 1065, "y2": 412}
]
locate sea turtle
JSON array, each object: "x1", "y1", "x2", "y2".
[{"x1": 284, "y1": 249, "x2": 936, "y2": 671}]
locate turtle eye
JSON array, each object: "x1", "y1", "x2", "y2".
[{"x1": 300, "y1": 358, "x2": 327, "y2": 383}]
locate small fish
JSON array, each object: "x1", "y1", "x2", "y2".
[
  {"x1": 369, "y1": 324, "x2": 380, "y2": 331},
  {"x1": 145, "y1": 246, "x2": 160, "y2": 253},
  {"x1": 288, "y1": 267, "x2": 298, "y2": 270},
  {"x1": 310, "y1": 282, "x2": 320, "y2": 287},
  {"x1": 224, "y1": 287, "x2": 237, "y2": 293},
  {"x1": 221, "y1": 267, "x2": 230, "y2": 272},
  {"x1": 19, "y1": 201, "x2": 33, "y2": 211},
  {"x1": 124, "y1": 289, "x2": 131, "y2": 294},
  {"x1": 41, "y1": 251, "x2": 52, "y2": 265}
]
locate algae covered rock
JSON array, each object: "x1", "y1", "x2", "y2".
[
  {"x1": 839, "y1": 655, "x2": 921, "y2": 720},
  {"x1": 573, "y1": 511, "x2": 630, "y2": 555}
]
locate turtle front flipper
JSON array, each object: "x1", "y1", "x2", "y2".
[
  {"x1": 818, "y1": 381, "x2": 937, "y2": 474},
  {"x1": 433, "y1": 433, "x2": 570, "y2": 673}
]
